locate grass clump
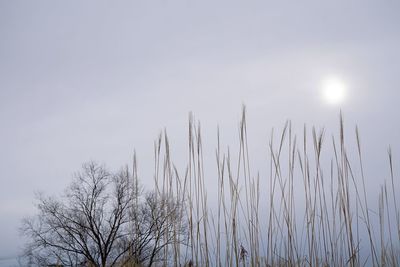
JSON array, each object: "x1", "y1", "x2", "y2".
[{"x1": 151, "y1": 107, "x2": 399, "y2": 267}]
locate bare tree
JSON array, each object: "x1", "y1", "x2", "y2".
[{"x1": 21, "y1": 162, "x2": 187, "y2": 267}]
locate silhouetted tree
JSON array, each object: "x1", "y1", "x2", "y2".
[{"x1": 21, "y1": 162, "x2": 186, "y2": 267}]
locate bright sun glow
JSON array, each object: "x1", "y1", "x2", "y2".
[{"x1": 322, "y1": 76, "x2": 347, "y2": 105}]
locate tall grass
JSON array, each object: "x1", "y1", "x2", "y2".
[{"x1": 149, "y1": 107, "x2": 399, "y2": 267}]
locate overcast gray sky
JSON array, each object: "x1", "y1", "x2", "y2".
[{"x1": 1, "y1": 1, "x2": 400, "y2": 264}]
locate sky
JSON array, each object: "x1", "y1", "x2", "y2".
[{"x1": 1, "y1": 1, "x2": 400, "y2": 264}]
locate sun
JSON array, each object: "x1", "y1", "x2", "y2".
[{"x1": 322, "y1": 76, "x2": 347, "y2": 105}]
